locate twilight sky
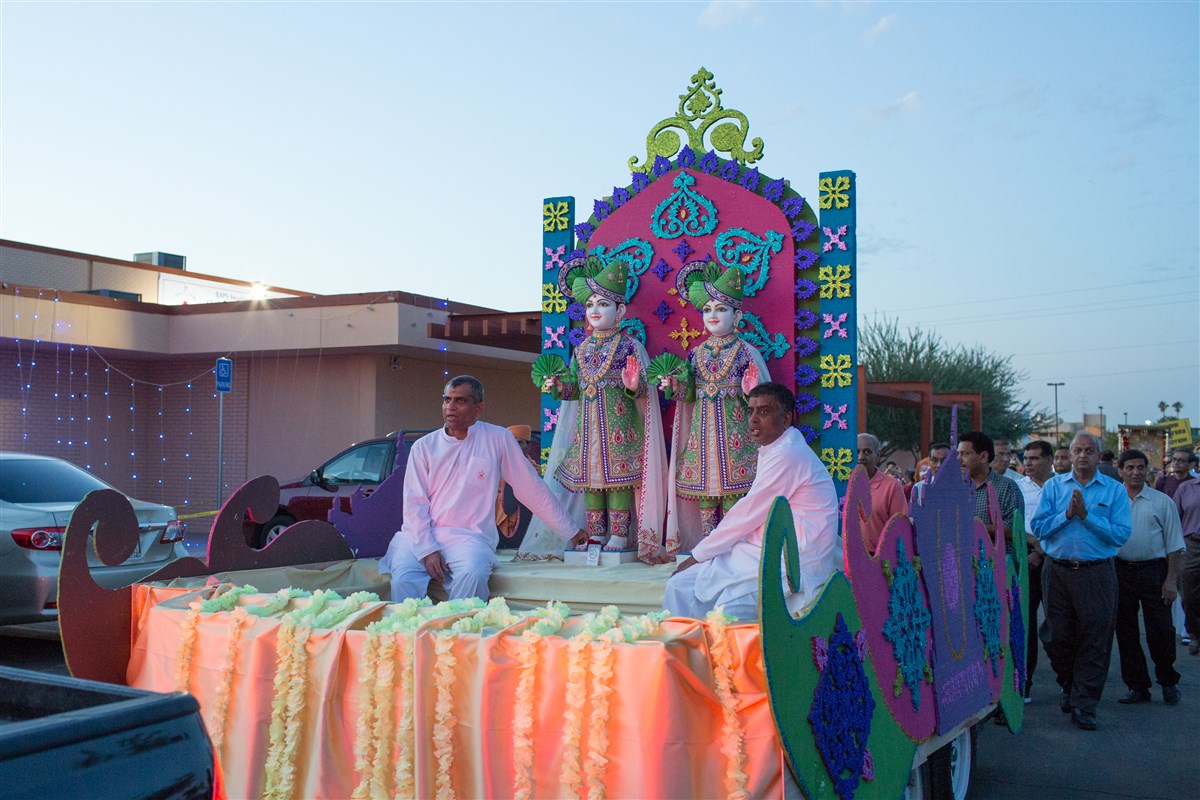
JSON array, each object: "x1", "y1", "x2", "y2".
[{"x1": 2, "y1": 0, "x2": 1197, "y2": 427}]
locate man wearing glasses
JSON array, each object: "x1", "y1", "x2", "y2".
[{"x1": 1031, "y1": 432, "x2": 1132, "y2": 730}]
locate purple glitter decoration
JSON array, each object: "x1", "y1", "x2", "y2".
[
  {"x1": 795, "y1": 392, "x2": 820, "y2": 413},
  {"x1": 794, "y1": 309, "x2": 819, "y2": 330},
  {"x1": 791, "y1": 219, "x2": 817, "y2": 242},
  {"x1": 567, "y1": 302, "x2": 585, "y2": 321},
  {"x1": 652, "y1": 300, "x2": 674, "y2": 324},
  {"x1": 799, "y1": 424, "x2": 820, "y2": 443},
  {"x1": 718, "y1": 160, "x2": 740, "y2": 182},
  {"x1": 568, "y1": 248, "x2": 586, "y2": 261},
  {"x1": 672, "y1": 239, "x2": 694, "y2": 262},
  {"x1": 738, "y1": 166, "x2": 760, "y2": 192},
  {"x1": 611, "y1": 186, "x2": 631, "y2": 208},
  {"x1": 807, "y1": 613, "x2": 876, "y2": 800},
  {"x1": 942, "y1": 543, "x2": 960, "y2": 609},
  {"x1": 567, "y1": 327, "x2": 586, "y2": 346},
  {"x1": 795, "y1": 337, "x2": 819, "y2": 358},
  {"x1": 699, "y1": 150, "x2": 720, "y2": 173},
  {"x1": 593, "y1": 199, "x2": 611, "y2": 221},
  {"x1": 781, "y1": 197, "x2": 806, "y2": 218},
  {"x1": 795, "y1": 249, "x2": 818, "y2": 271},
  {"x1": 651, "y1": 258, "x2": 672, "y2": 280},
  {"x1": 574, "y1": 223, "x2": 595, "y2": 244},
  {"x1": 795, "y1": 365, "x2": 819, "y2": 387},
  {"x1": 631, "y1": 171, "x2": 651, "y2": 192},
  {"x1": 676, "y1": 145, "x2": 696, "y2": 168},
  {"x1": 652, "y1": 155, "x2": 672, "y2": 176},
  {"x1": 795, "y1": 278, "x2": 818, "y2": 299},
  {"x1": 764, "y1": 178, "x2": 786, "y2": 202}
]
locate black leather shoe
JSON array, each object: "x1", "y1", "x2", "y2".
[
  {"x1": 1060, "y1": 691, "x2": 1072, "y2": 714},
  {"x1": 1163, "y1": 685, "x2": 1181, "y2": 706},
  {"x1": 1071, "y1": 709, "x2": 1098, "y2": 730},
  {"x1": 1118, "y1": 689, "x2": 1152, "y2": 704}
]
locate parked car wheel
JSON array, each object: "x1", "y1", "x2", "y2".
[{"x1": 259, "y1": 514, "x2": 297, "y2": 548}]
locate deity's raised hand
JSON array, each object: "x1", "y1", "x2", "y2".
[
  {"x1": 741, "y1": 361, "x2": 759, "y2": 395},
  {"x1": 621, "y1": 356, "x2": 640, "y2": 391}
]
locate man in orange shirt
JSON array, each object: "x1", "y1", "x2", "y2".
[{"x1": 857, "y1": 433, "x2": 907, "y2": 553}]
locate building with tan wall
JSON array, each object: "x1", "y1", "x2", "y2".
[{"x1": 1, "y1": 239, "x2": 542, "y2": 514}]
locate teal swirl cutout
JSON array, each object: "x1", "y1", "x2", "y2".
[
  {"x1": 737, "y1": 311, "x2": 790, "y2": 360},
  {"x1": 593, "y1": 238, "x2": 654, "y2": 300},
  {"x1": 619, "y1": 318, "x2": 646, "y2": 345},
  {"x1": 715, "y1": 227, "x2": 784, "y2": 297},
  {"x1": 650, "y1": 172, "x2": 718, "y2": 240}
]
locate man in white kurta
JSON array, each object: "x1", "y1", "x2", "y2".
[
  {"x1": 378, "y1": 376, "x2": 585, "y2": 601},
  {"x1": 662, "y1": 383, "x2": 840, "y2": 621}
]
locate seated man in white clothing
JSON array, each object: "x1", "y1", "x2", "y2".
[
  {"x1": 662, "y1": 382, "x2": 840, "y2": 621},
  {"x1": 378, "y1": 375, "x2": 587, "y2": 601}
]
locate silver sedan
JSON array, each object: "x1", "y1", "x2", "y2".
[{"x1": 0, "y1": 453, "x2": 188, "y2": 625}]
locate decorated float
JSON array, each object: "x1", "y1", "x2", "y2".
[{"x1": 55, "y1": 70, "x2": 1026, "y2": 800}]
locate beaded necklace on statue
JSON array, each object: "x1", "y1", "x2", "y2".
[
  {"x1": 577, "y1": 328, "x2": 624, "y2": 385},
  {"x1": 696, "y1": 333, "x2": 742, "y2": 385}
]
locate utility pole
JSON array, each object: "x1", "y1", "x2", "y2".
[
  {"x1": 1098, "y1": 404, "x2": 1104, "y2": 432},
  {"x1": 1047, "y1": 382, "x2": 1065, "y2": 445}
]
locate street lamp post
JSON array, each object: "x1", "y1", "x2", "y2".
[
  {"x1": 1048, "y1": 382, "x2": 1065, "y2": 444},
  {"x1": 1124, "y1": 411, "x2": 1129, "y2": 426},
  {"x1": 1098, "y1": 404, "x2": 1104, "y2": 433}
]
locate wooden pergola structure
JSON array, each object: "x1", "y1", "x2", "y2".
[
  {"x1": 855, "y1": 366, "x2": 983, "y2": 457},
  {"x1": 428, "y1": 312, "x2": 543, "y2": 353}
]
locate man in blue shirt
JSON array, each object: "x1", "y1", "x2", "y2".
[{"x1": 1032, "y1": 432, "x2": 1133, "y2": 731}]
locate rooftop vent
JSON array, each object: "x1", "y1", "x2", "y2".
[{"x1": 134, "y1": 251, "x2": 187, "y2": 270}]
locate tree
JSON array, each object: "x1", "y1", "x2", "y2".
[
  {"x1": 858, "y1": 317, "x2": 1043, "y2": 460},
  {"x1": 1156, "y1": 400, "x2": 1183, "y2": 423}
]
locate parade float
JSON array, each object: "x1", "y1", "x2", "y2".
[{"x1": 55, "y1": 70, "x2": 1025, "y2": 800}]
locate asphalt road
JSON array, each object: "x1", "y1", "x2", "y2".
[
  {"x1": 1, "y1": 611, "x2": 1192, "y2": 799},
  {"x1": 972, "y1": 633, "x2": 1193, "y2": 800}
]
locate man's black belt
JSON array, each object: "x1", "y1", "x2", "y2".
[
  {"x1": 1049, "y1": 556, "x2": 1113, "y2": 570},
  {"x1": 1115, "y1": 556, "x2": 1168, "y2": 566}
]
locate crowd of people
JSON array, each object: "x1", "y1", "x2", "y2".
[
  {"x1": 874, "y1": 432, "x2": 1199, "y2": 732},
  {"x1": 377, "y1": 370, "x2": 1197, "y2": 734}
]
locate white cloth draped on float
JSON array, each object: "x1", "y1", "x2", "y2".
[
  {"x1": 666, "y1": 341, "x2": 770, "y2": 554},
  {"x1": 517, "y1": 337, "x2": 672, "y2": 563}
]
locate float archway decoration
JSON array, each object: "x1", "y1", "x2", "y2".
[{"x1": 539, "y1": 67, "x2": 857, "y2": 498}]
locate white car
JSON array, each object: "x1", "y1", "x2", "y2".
[{"x1": 0, "y1": 453, "x2": 187, "y2": 625}]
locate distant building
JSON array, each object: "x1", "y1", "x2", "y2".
[{"x1": 1, "y1": 239, "x2": 542, "y2": 513}]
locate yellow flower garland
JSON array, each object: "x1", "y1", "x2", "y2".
[
  {"x1": 706, "y1": 609, "x2": 749, "y2": 799},
  {"x1": 512, "y1": 601, "x2": 571, "y2": 800},
  {"x1": 174, "y1": 599, "x2": 203, "y2": 693},
  {"x1": 431, "y1": 633, "x2": 458, "y2": 799},
  {"x1": 351, "y1": 632, "x2": 380, "y2": 800},
  {"x1": 559, "y1": 634, "x2": 591, "y2": 800},
  {"x1": 207, "y1": 606, "x2": 251, "y2": 754},
  {"x1": 584, "y1": 637, "x2": 614, "y2": 800}
]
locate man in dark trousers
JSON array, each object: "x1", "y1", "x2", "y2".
[
  {"x1": 1032, "y1": 432, "x2": 1132, "y2": 730},
  {"x1": 1114, "y1": 449, "x2": 1183, "y2": 705},
  {"x1": 1015, "y1": 440, "x2": 1055, "y2": 702}
]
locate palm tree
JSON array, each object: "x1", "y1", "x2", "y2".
[
  {"x1": 1159, "y1": 401, "x2": 1169, "y2": 417},
  {"x1": 1173, "y1": 401, "x2": 1184, "y2": 416}
]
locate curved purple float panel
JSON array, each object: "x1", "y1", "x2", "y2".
[{"x1": 843, "y1": 466, "x2": 937, "y2": 741}]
